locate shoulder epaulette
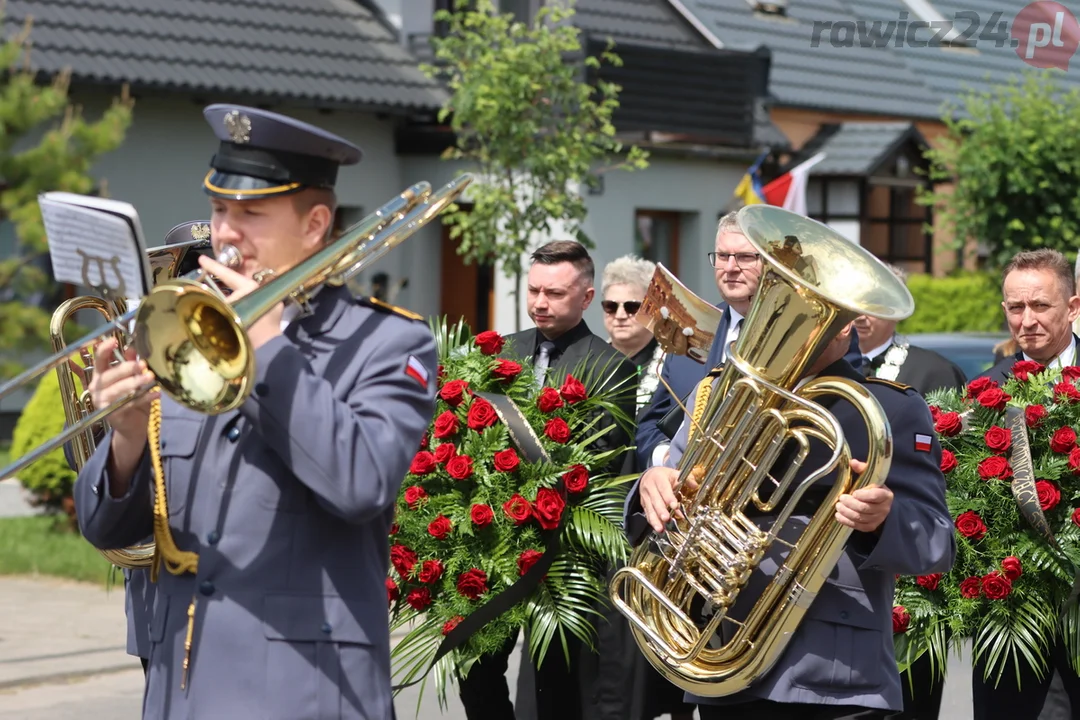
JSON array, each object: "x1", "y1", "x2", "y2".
[
  {"x1": 865, "y1": 377, "x2": 914, "y2": 393},
  {"x1": 359, "y1": 296, "x2": 424, "y2": 322}
]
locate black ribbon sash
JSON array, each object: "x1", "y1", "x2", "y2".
[
  {"x1": 392, "y1": 391, "x2": 568, "y2": 691},
  {"x1": 1006, "y1": 407, "x2": 1080, "y2": 615}
]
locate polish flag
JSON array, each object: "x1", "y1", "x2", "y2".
[
  {"x1": 914, "y1": 433, "x2": 932, "y2": 453},
  {"x1": 762, "y1": 152, "x2": 827, "y2": 217},
  {"x1": 405, "y1": 355, "x2": 430, "y2": 388}
]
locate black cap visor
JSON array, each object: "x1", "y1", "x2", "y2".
[{"x1": 203, "y1": 170, "x2": 303, "y2": 200}]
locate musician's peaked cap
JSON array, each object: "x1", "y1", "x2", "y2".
[
  {"x1": 164, "y1": 220, "x2": 211, "y2": 246},
  {"x1": 202, "y1": 104, "x2": 362, "y2": 200}
]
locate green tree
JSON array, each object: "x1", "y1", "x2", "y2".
[
  {"x1": 919, "y1": 71, "x2": 1080, "y2": 270},
  {"x1": 0, "y1": 17, "x2": 133, "y2": 376},
  {"x1": 423, "y1": 0, "x2": 649, "y2": 329}
]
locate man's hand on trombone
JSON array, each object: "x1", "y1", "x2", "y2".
[{"x1": 199, "y1": 254, "x2": 284, "y2": 349}]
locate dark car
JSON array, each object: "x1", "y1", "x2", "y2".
[{"x1": 904, "y1": 332, "x2": 1011, "y2": 383}]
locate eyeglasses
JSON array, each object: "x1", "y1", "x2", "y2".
[
  {"x1": 708, "y1": 252, "x2": 761, "y2": 269},
  {"x1": 601, "y1": 300, "x2": 641, "y2": 316}
]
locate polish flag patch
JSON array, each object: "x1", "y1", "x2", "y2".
[
  {"x1": 915, "y1": 433, "x2": 932, "y2": 453},
  {"x1": 405, "y1": 355, "x2": 430, "y2": 388}
]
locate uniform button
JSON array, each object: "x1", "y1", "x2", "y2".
[
  {"x1": 255, "y1": 383, "x2": 269, "y2": 397},
  {"x1": 199, "y1": 581, "x2": 215, "y2": 596},
  {"x1": 320, "y1": 622, "x2": 333, "y2": 635},
  {"x1": 839, "y1": 611, "x2": 849, "y2": 620},
  {"x1": 226, "y1": 426, "x2": 241, "y2": 442},
  {"x1": 92, "y1": 484, "x2": 100, "y2": 496},
  {"x1": 207, "y1": 531, "x2": 220, "y2": 545},
  {"x1": 160, "y1": 439, "x2": 167, "y2": 449}
]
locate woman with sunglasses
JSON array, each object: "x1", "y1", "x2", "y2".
[{"x1": 601, "y1": 255, "x2": 665, "y2": 415}]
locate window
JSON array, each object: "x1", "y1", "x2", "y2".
[
  {"x1": 635, "y1": 210, "x2": 681, "y2": 275},
  {"x1": 862, "y1": 184, "x2": 932, "y2": 274}
]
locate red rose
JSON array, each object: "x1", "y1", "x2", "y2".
[
  {"x1": 410, "y1": 451, "x2": 436, "y2": 476},
  {"x1": 1051, "y1": 427, "x2": 1077, "y2": 454},
  {"x1": 533, "y1": 488, "x2": 566, "y2": 530},
  {"x1": 959, "y1": 576, "x2": 982, "y2": 598},
  {"x1": 982, "y1": 571, "x2": 1013, "y2": 600},
  {"x1": 406, "y1": 587, "x2": 432, "y2": 611},
  {"x1": 1026, "y1": 404, "x2": 1049, "y2": 428},
  {"x1": 1065, "y1": 366, "x2": 1080, "y2": 381},
  {"x1": 439, "y1": 379, "x2": 469, "y2": 407},
  {"x1": 418, "y1": 559, "x2": 444, "y2": 584},
  {"x1": 537, "y1": 387, "x2": 564, "y2": 413},
  {"x1": 1011, "y1": 360, "x2": 1045, "y2": 381},
  {"x1": 1055, "y1": 382, "x2": 1080, "y2": 403},
  {"x1": 404, "y1": 485, "x2": 428, "y2": 509},
  {"x1": 934, "y1": 411, "x2": 963, "y2": 437},
  {"x1": 389, "y1": 523, "x2": 399, "y2": 535},
  {"x1": 475, "y1": 330, "x2": 505, "y2": 355},
  {"x1": 559, "y1": 374, "x2": 588, "y2": 404},
  {"x1": 442, "y1": 615, "x2": 464, "y2": 636},
  {"x1": 466, "y1": 397, "x2": 498, "y2": 430},
  {"x1": 446, "y1": 455, "x2": 474, "y2": 481},
  {"x1": 984, "y1": 426, "x2": 1011, "y2": 453},
  {"x1": 457, "y1": 568, "x2": 489, "y2": 600},
  {"x1": 518, "y1": 548, "x2": 544, "y2": 576},
  {"x1": 544, "y1": 417, "x2": 571, "y2": 444},
  {"x1": 428, "y1": 515, "x2": 452, "y2": 540},
  {"x1": 390, "y1": 544, "x2": 417, "y2": 577},
  {"x1": 955, "y1": 510, "x2": 987, "y2": 540},
  {"x1": 965, "y1": 377, "x2": 996, "y2": 399},
  {"x1": 562, "y1": 464, "x2": 589, "y2": 493},
  {"x1": 940, "y1": 449, "x2": 957, "y2": 474},
  {"x1": 928, "y1": 405, "x2": 942, "y2": 421},
  {"x1": 1001, "y1": 556, "x2": 1022, "y2": 581},
  {"x1": 1070, "y1": 447, "x2": 1080, "y2": 474},
  {"x1": 892, "y1": 606, "x2": 910, "y2": 633},
  {"x1": 916, "y1": 573, "x2": 942, "y2": 591},
  {"x1": 1073, "y1": 508, "x2": 1080, "y2": 527},
  {"x1": 503, "y1": 494, "x2": 532, "y2": 525},
  {"x1": 977, "y1": 387, "x2": 1010, "y2": 411},
  {"x1": 1036, "y1": 480, "x2": 1061, "y2": 511},
  {"x1": 977, "y1": 456, "x2": 1012, "y2": 481},
  {"x1": 493, "y1": 448, "x2": 520, "y2": 473},
  {"x1": 434, "y1": 443, "x2": 457, "y2": 464},
  {"x1": 433, "y1": 411, "x2": 460, "y2": 439},
  {"x1": 386, "y1": 577, "x2": 399, "y2": 606},
  {"x1": 419, "y1": 433, "x2": 429, "y2": 450},
  {"x1": 492, "y1": 359, "x2": 522, "y2": 381},
  {"x1": 470, "y1": 503, "x2": 494, "y2": 528}
]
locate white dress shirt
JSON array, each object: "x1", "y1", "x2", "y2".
[{"x1": 1024, "y1": 336, "x2": 1077, "y2": 370}]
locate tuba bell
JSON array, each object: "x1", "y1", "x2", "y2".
[{"x1": 609, "y1": 205, "x2": 914, "y2": 697}]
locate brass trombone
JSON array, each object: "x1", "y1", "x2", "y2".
[{"x1": 0, "y1": 174, "x2": 472, "y2": 488}]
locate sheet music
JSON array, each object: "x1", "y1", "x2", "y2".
[{"x1": 39, "y1": 193, "x2": 151, "y2": 298}]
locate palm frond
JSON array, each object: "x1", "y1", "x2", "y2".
[
  {"x1": 973, "y1": 599, "x2": 1057, "y2": 688},
  {"x1": 563, "y1": 505, "x2": 629, "y2": 561}
]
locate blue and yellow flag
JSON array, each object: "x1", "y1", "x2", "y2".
[{"x1": 731, "y1": 150, "x2": 768, "y2": 209}]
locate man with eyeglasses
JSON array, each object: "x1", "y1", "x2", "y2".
[{"x1": 635, "y1": 212, "x2": 763, "y2": 471}]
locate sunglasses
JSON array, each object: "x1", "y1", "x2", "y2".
[{"x1": 601, "y1": 300, "x2": 642, "y2": 316}]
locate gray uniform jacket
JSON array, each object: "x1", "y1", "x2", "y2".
[
  {"x1": 72, "y1": 285, "x2": 437, "y2": 720},
  {"x1": 624, "y1": 358, "x2": 956, "y2": 712}
]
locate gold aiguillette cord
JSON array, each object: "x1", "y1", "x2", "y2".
[{"x1": 147, "y1": 396, "x2": 200, "y2": 690}]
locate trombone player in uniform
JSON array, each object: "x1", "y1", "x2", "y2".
[
  {"x1": 616, "y1": 207, "x2": 955, "y2": 720},
  {"x1": 71, "y1": 105, "x2": 439, "y2": 719}
]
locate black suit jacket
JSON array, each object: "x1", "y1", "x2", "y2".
[
  {"x1": 978, "y1": 335, "x2": 1080, "y2": 383},
  {"x1": 867, "y1": 341, "x2": 967, "y2": 395},
  {"x1": 504, "y1": 320, "x2": 638, "y2": 473}
]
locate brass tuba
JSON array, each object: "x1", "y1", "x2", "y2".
[
  {"x1": 50, "y1": 237, "x2": 225, "y2": 568},
  {"x1": 609, "y1": 205, "x2": 914, "y2": 697}
]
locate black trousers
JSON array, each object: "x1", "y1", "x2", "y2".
[
  {"x1": 457, "y1": 630, "x2": 583, "y2": 720},
  {"x1": 141, "y1": 656, "x2": 148, "y2": 675},
  {"x1": 972, "y1": 639, "x2": 1080, "y2": 720},
  {"x1": 697, "y1": 700, "x2": 888, "y2": 720},
  {"x1": 896, "y1": 651, "x2": 944, "y2": 719}
]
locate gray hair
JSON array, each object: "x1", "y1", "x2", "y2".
[
  {"x1": 716, "y1": 211, "x2": 741, "y2": 240},
  {"x1": 602, "y1": 254, "x2": 656, "y2": 296}
]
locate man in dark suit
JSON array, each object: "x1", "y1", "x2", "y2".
[
  {"x1": 625, "y1": 321, "x2": 956, "y2": 720},
  {"x1": 456, "y1": 240, "x2": 637, "y2": 720},
  {"x1": 855, "y1": 264, "x2": 967, "y2": 396},
  {"x1": 971, "y1": 248, "x2": 1080, "y2": 720}
]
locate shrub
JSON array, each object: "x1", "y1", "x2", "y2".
[
  {"x1": 898, "y1": 271, "x2": 1004, "y2": 334},
  {"x1": 10, "y1": 370, "x2": 76, "y2": 519}
]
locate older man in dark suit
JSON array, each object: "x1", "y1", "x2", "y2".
[{"x1": 971, "y1": 248, "x2": 1080, "y2": 720}]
